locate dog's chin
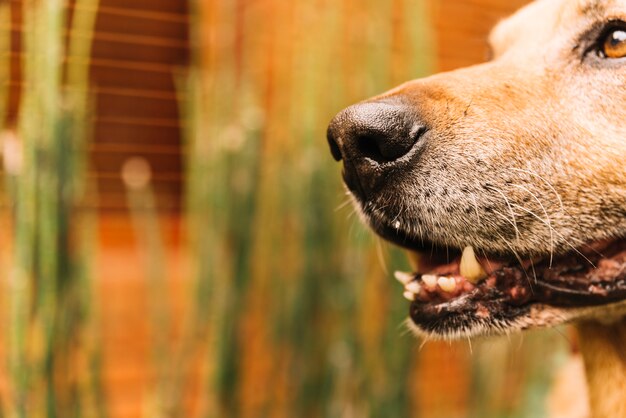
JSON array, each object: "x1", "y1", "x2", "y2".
[
  {"x1": 404, "y1": 301, "x2": 626, "y2": 341},
  {"x1": 359, "y1": 209, "x2": 626, "y2": 340}
]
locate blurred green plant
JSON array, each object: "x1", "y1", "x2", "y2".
[{"x1": 2, "y1": 1, "x2": 104, "y2": 417}]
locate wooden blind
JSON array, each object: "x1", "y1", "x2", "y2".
[{"x1": 8, "y1": 0, "x2": 189, "y2": 211}]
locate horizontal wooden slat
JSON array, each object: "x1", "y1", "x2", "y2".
[
  {"x1": 88, "y1": 192, "x2": 181, "y2": 210},
  {"x1": 9, "y1": 36, "x2": 187, "y2": 68},
  {"x1": 9, "y1": 0, "x2": 187, "y2": 21},
  {"x1": 7, "y1": 82, "x2": 179, "y2": 101},
  {"x1": 94, "y1": 116, "x2": 181, "y2": 128},
  {"x1": 96, "y1": 0, "x2": 187, "y2": 15},
  {"x1": 8, "y1": 27, "x2": 188, "y2": 50},
  {"x1": 91, "y1": 37, "x2": 187, "y2": 66},
  {"x1": 94, "y1": 121, "x2": 181, "y2": 143},
  {"x1": 9, "y1": 3, "x2": 188, "y2": 39},
  {"x1": 95, "y1": 94, "x2": 179, "y2": 120},
  {"x1": 5, "y1": 87, "x2": 181, "y2": 119},
  {"x1": 7, "y1": 52, "x2": 179, "y2": 77},
  {"x1": 94, "y1": 8, "x2": 188, "y2": 40},
  {"x1": 90, "y1": 143, "x2": 182, "y2": 155},
  {"x1": 92, "y1": 173, "x2": 181, "y2": 185},
  {"x1": 93, "y1": 154, "x2": 181, "y2": 173}
]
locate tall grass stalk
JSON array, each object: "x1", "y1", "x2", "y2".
[{"x1": 4, "y1": 0, "x2": 103, "y2": 417}]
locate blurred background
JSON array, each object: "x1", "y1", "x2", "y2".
[{"x1": 0, "y1": 0, "x2": 577, "y2": 417}]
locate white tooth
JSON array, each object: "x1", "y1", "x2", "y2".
[
  {"x1": 459, "y1": 246, "x2": 487, "y2": 283},
  {"x1": 406, "y1": 281, "x2": 421, "y2": 294},
  {"x1": 394, "y1": 271, "x2": 413, "y2": 285},
  {"x1": 437, "y1": 276, "x2": 456, "y2": 292},
  {"x1": 421, "y1": 274, "x2": 437, "y2": 288},
  {"x1": 405, "y1": 250, "x2": 422, "y2": 272},
  {"x1": 403, "y1": 291, "x2": 416, "y2": 301}
]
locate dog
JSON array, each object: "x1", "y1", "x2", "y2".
[{"x1": 327, "y1": 0, "x2": 626, "y2": 416}]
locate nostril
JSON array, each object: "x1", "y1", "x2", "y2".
[
  {"x1": 356, "y1": 124, "x2": 426, "y2": 163},
  {"x1": 356, "y1": 132, "x2": 391, "y2": 162}
]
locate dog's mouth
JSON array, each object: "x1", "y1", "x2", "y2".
[{"x1": 375, "y1": 221, "x2": 626, "y2": 338}]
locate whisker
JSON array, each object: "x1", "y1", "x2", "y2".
[
  {"x1": 375, "y1": 237, "x2": 389, "y2": 275},
  {"x1": 509, "y1": 167, "x2": 565, "y2": 213},
  {"x1": 346, "y1": 207, "x2": 358, "y2": 221},
  {"x1": 471, "y1": 193, "x2": 481, "y2": 224},
  {"x1": 511, "y1": 204, "x2": 596, "y2": 268},
  {"x1": 509, "y1": 167, "x2": 588, "y2": 237},
  {"x1": 334, "y1": 197, "x2": 354, "y2": 212},
  {"x1": 510, "y1": 183, "x2": 555, "y2": 267},
  {"x1": 419, "y1": 338, "x2": 429, "y2": 351},
  {"x1": 486, "y1": 184, "x2": 521, "y2": 243},
  {"x1": 491, "y1": 209, "x2": 519, "y2": 234}
]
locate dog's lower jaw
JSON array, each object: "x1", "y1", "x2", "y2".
[{"x1": 576, "y1": 317, "x2": 626, "y2": 418}]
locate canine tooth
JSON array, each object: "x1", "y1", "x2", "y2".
[
  {"x1": 459, "y1": 246, "x2": 487, "y2": 283},
  {"x1": 403, "y1": 291, "x2": 416, "y2": 301},
  {"x1": 394, "y1": 271, "x2": 413, "y2": 285},
  {"x1": 406, "y1": 281, "x2": 421, "y2": 294},
  {"x1": 437, "y1": 276, "x2": 456, "y2": 292},
  {"x1": 421, "y1": 274, "x2": 437, "y2": 288}
]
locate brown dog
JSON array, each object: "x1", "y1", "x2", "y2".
[{"x1": 327, "y1": 1, "x2": 626, "y2": 416}]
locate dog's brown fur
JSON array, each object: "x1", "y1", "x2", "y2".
[
  {"x1": 396, "y1": 0, "x2": 626, "y2": 414},
  {"x1": 331, "y1": 0, "x2": 626, "y2": 415}
]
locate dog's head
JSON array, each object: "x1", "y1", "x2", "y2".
[{"x1": 327, "y1": 0, "x2": 626, "y2": 339}]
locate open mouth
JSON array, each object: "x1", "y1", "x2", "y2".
[{"x1": 376, "y1": 221, "x2": 626, "y2": 337}]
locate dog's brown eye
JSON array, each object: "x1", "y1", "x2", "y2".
[{"x1": 601, "y1": 28, "x2": 626, "y2": 58}]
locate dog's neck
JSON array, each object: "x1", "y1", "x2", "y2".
[{"x1": 576, "y1": 316, "x2": 626, "y2": 418}]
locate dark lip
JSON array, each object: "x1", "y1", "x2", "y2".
[
  {"x1": 364, "y1": 206, "x2": 456, "y2": 253},
  {"x1": 409, "y1": 292, "x2": 531, "y2": 336},
  {"x1": 374, "y1": 220, "x2": 439, "y2": 252}
]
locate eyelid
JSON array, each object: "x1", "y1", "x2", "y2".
[
  {"x1": 581, "y1": 19, "x2": 626, "y2": 59},
  {"x1": 596, "y1": 20, "x2": 626, "y2": 44}
]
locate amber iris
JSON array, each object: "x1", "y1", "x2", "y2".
[{"x1": 603, "y1": 29, "x2": 626, "y2": 58}]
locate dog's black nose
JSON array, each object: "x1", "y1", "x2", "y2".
[
  {"x1": 327, "y1": 102, "x2": 424, "y2": 163},
  {"x1": 327, "y1": 101, "x2": 426, "y2": 196}
]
